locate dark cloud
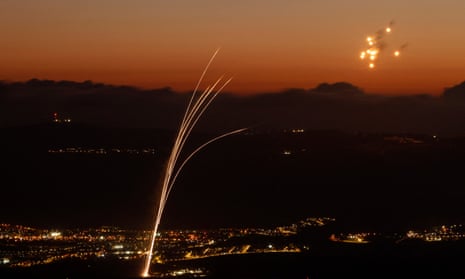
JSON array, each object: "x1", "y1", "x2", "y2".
[{"x1": 1, "y1": 79, "x2": 465, "y2": 136}]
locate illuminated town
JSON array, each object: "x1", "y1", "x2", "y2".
[
  {"x1": 1, "y1": 218, "x2": 465, "y2": 277},
  {"x1": 0, "y1": 218, "x2": 329, "y2": 269},
  {"x1": 47, "y1": 147, "x2": 156, "y2": 155}
]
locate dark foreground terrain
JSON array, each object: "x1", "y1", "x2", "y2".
[
  {"x1": 2, "y1": 239, "x2": 465, "y2": 279},
  {"x1": 1, "y1": 124, "x2": 465, "y2": 231}
]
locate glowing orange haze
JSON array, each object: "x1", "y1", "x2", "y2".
[{"x1": 1, "y1": 0, "x2": 464, "y2": 95}]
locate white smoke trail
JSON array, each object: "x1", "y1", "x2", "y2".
[{"x1": 141, "y1": 50, "x2": 245, "y2": 277}]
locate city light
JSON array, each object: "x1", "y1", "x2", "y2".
[{"x1": 2, "y1": 220, "x2": 465, "y2": 275}]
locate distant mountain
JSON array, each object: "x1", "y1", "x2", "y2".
[
  {"x1": 1, "y1": 79, "x2": 465, "y2": 136},
  {"x1": 443, "y1": 80, "x2": 465, "y2": 99},
  {"x1": 310, "y1": 82, "x2": 364, "y2": 95}
]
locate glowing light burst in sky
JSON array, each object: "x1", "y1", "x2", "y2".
[
  {"x1": 359, "y1": 21, "x2": 407, "y2": 69},
  {"x1": 141, "y1": 49, "x2": 246, "y2": 277}
]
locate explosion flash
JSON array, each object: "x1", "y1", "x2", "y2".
[
  {"x1": 141, "y1": 50, "x2": 246, "y2": 277},
  {"x1": 359, "y1": 21, "x2": 407, "y2": 69}
]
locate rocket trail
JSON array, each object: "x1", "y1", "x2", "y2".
[
  {"x1": 166, "y1": 127, "x2": 248, "y2": 200},
  {"x1": 141, "y1": 50, "x2": 246, "y2": 277}
]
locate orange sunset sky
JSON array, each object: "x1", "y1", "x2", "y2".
[{"x1": 1, "y1": 0, "x2": 464, "y2": 95}]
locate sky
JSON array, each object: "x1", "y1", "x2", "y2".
[{"x1": 1, "y1": 0, "x2": 465, "y2": 95}]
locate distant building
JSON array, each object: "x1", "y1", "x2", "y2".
[{"x1": 52, "y1": 112, "x2": 72, "y2": 123}]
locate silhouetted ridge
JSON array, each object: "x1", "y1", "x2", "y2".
[
  {"x1": 311, "y1": 82, "x2": 364, "y2": 95},
  {"x1": 443, "y1": 80, "x2": 465, "y2": 99},
  {"x1": 1, "y1": 79, "x2": 465, "y2": 136},
  {"x1": 13, "y1": 79, "x2": 175, "y2": 95}
]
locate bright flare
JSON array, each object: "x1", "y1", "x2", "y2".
[{"x1": 360, "y1": 21, "x2": 407, "y2": 69}]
